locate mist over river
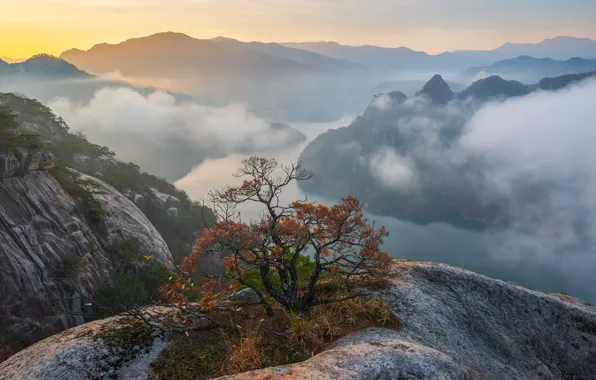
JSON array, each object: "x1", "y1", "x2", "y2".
[{"x1": 176, "y1": 116, "x2": 596, "y2": 304}]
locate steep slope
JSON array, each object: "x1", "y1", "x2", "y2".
[
  {"x1": 2, "y1": 260, "x2": 594, "y2": 379},
  {"x1": 0, "y1": 166, "x2": 174, "y2": 348},
  {"x1": 0, "y1": 92, "x2": 216, "y2": 351}
]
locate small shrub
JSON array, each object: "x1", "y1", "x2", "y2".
[
  {"x1": 72, "y1": 179, "x2": 104, "y2": 225},
  {"x1": 221, "y1": 330, "x2": 263, "y2": 375},
  {"x1": 94, "y1": 239, "x2": 170, "y2": 316},
  {"x1": 311, "y1": 310, "x2": 342, "y2": 341},
  {"x1": 288, "y1": 317, "x2": 316, "y2": 346},
  {"x1": 53, "y1": 256, "x2": 88, "y2": 281},
  {"x1": 50, "y1": 168, "x2": 105, "y2": 226}
]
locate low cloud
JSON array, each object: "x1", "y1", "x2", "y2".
[
  {"x1": 366, "y1": 78, "x2": 596, "y2": 299},
  {"x1": 372, "y1": 94, "x2": 393, "y2": 110},
  {"x1": 370, "y1": 146, "x2": 418, "y2": 191},
  {"x1": 455, "y1": 79, "x2": 596, "y2": 251},
  {"x1": 49, "y1": 87, "x2": 302, "y2": 180}
]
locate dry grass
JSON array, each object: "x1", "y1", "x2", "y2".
[
  {"x1": 221, "y1": 330, "x2": 263, "y2": 375},
  {"x1": 151, "y1": 290, "x2": 401, "y2": 379}
]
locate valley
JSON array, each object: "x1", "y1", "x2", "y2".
[{"x1": 2, "y1": 9, "x2": 596, "y2": 377}]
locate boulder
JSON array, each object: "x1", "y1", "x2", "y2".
[
  {"x1": 149, "y1": 187, "x2": 181, "y2": 206},
  {"x1": 72, "y1": 153, "x2": 117, "y2": 175},
  {"x1": 166, "y1": 207, "x2": 179, "y2": 217},
  {"x1": 225, "y1": 288, "x2": 261, "y2": 304},
  {"x1": 0, "y1": 314, "x2": 170, "y2": 380}
]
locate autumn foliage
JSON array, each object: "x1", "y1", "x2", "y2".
[{"x1": 172, "y1": 157, "x2": 391, "y2": 313}]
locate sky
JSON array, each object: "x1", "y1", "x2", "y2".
[{"x1": 2, "y1": 0, "x2": 596, "y2": 58}]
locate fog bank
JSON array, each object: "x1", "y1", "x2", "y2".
[{"x1": 49, "y1": 87, "x2": 305, "y2": 180}]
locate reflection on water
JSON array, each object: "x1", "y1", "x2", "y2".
[{"x1": 176, "y1": 116, "x2": 596, "y2": 303}]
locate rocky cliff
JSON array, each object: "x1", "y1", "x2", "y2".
[
  {"x1": 0, "y1": 166, "x2": 174, "y2": 348},
  {"x1": 2, "y1": 260, "x2": 594, "y2": 379},
  {"x1": 1, "y1": 92, "x2": 177, "y2": 349}
]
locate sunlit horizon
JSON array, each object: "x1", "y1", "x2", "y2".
[{"x1": 2, "y1": 0, "x2": 596, "y2": 58}]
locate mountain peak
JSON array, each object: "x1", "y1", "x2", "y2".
[
  {"x1": 458, "y1": 75, "x2": 528, "y2": 100},
  {"x1": 146, "y1": 31, "x2": 192, "y2": 40},
  {"x1": 13, "y1": 54, "x2": 89, "y2": 77},
  {"x1": 417, "y1": 74, "x2": 453, "y2": 104}
]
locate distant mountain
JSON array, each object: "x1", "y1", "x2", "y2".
[
  {"x1": 463, "y1": 56, "x2": 596, "y2": 83},
  {"x1": 534, "y1": 71, "x2": 596, "y2": 91},
  {"x1": 282, "y1": 41, "x2": 494, "y2": 71},
  {"x1": 0, "y1": 56, "x2": 26, "y2": 64},
  {"x1": 59, "y1": 32, "x2": 371, "y2": 122},
  {"x1": 282, "y1": 42, "x2": 430, "y2": 69},
  {"x1": 61, "y1": 32, "x2": 357, "y2": 77},
  {"x1": 0, "y1": 53, "x2": 197, "y2": 106},
  {"x1": 284, "y1": 36, "x2": 596, "y2": 73},
  {"x1": 457, "y1": 76, "x2": 529, "y2": 100},
  {"x1": 372, "y1": 79, "x2": 465, "y2": 96},
  {"x1": 493, "y1": 36, "x2": 596, "y2": 60},
  {"x1": 0, "y1": 54, "x2": 90, "y2": 78}
]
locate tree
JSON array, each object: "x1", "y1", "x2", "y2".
[{"x1": 178, "y1": 156, "x2": 391, "y2": 314}]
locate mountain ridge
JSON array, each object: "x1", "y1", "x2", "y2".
[
  {"x1": 284, "y1": 36, "x2": 596, "y2": 71},
  {"x1": 463, "y1": 55, "x2": 596, "y2": 83},
  {"x1": 0, "y1": 54, "x2": 90, "y2": 78}
]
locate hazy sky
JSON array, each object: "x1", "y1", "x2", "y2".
[{"x1": 2, "y1": 0, "x2": 596, "y2": 58}]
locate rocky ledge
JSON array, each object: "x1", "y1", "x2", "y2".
[{"x1": 1, "y1": 260, "x2": 595, "y2": 380}]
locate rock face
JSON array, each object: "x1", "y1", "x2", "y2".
[
  {"x1": 219, "y1": 261, "x2": 596, "y2": 380},
  {"x1": 0, "y1": 169, "x2": 174, "y2": 347},
  {"x1": 149, "y1": 187, "x2": 181, "y2": 207},
  {"x1": 75, "y1": 172, "x2": 173, "y2": 268},
  {"x1": 3, "y1": 260, "x2": 595, "y2": 379},
  {"x1": 0, "y1": 149, "x2": 56, "y2": 179},
  {"x1": 0, "y1": 314, "x2": 169, "y2": 380}
]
